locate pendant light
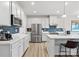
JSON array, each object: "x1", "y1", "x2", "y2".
[{"x1": 62, "y1": 1, "x2": 67, "y2": 18}]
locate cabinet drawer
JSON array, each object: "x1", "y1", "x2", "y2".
[{"x1": 12, "y1": 42, "x2": 19, "y2": 49}]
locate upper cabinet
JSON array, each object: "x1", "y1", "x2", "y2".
[
  {"x1": 12, "y1": 2, "x2": 17, "y2": 17},
  {"x1": 41, "y1": 16, "x2": 49, "y2": 28},
  {"x1": 49, "y1": 16, "x2": 58, "y2": 25},
  {"x1": 49, "y1": 16, "x2": 64, "y2": 28},
  {"x1": 16, "y1": 3, "x2": 21, "y2": 18},
  {"x1": 27, "y1": 16, "x2": 49, "y2": 28},
  {"x1": 0, "y1": 1, "x2": 22, "y2": 26},
  {"x1": 0, "y1": 1, "x2": 11, "y2": 26},
  {"x1": 12, "y1": 2, "x2": 21, "y2": 19},
  {"x1": 11, "y1": 2, "x2": 22, "y2": 27}
]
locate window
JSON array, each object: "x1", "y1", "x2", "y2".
[{"x1": 71, "y1": 20, "x2": 79, "y2": 31}]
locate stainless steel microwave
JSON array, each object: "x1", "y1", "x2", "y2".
[{"x1": 11, "y1": 14, "x2": 22, "y2": 27}]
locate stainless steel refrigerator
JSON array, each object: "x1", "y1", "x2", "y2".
[{"x1": 31, "y1": 24, "x2": 42, "y2": 43}]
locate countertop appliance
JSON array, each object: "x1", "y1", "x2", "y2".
[
  {"x1": 0, "y1": 31, "x2": 12, "y2": 41},
  {"x1": 31, "y1": 24, "x2": 42, "y2": 43}
]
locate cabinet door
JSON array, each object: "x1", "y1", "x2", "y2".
[
  {"x1": 27, "y1": 17, "x2": 42, "y2": 28},
  {"x1": 12, "y1": 2, "x2": 21, "y2": 18},
  {"x1": 42, "y1": 33, "x2": 47, "y2": 41},
  {"x1": 49, "y1": 16, "x2": 57, "y2": 25},
  {"x1": 41, "y1": 17, "x2": 49, "y2": 28},
  {"x1": 18, "y1": 40, "x2": 23, "y2": 57},
  {"x1": 0, "y1": 1, "x2": 10, "y2": 26},
  {"x1": 23, "y1": 37, "x2": 28, "y2": 52},
  {"x1": 18, "y1": 44, "x2": 23, "y2": 57},
  {"x1": 12, "y1": 2, "x2": 17, "y2": 16},
  {"x1": 16, "y1": 4, "x2": 21, "y2": 18},
  {"x1": 23, "y1": 35, "x2": 30, "y2": 52},
  {"x1": 12, "y1": 47, "x2": 18, "y2": 57}
]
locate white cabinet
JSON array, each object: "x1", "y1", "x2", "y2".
[
  {"x1": 16, "y1": 4, "x2": 21, "y2": 18},
  {"x1": 23, "y1": 37, "x2": 29, "y2": 52},
  {"x1": 49, "y1": 16, "x2": 58, "y2": 25},
  {"x1": 12, "y1": 2, "x2": 21, "y2": 18},
  {"x1": 0, "y1": 1, "x2": 11, "y2": 26},
  {"x1": 47, "y1": 39, "x2": 55, "y2": 57},
  {"x1": 12, "y1": 2, "x2": 17, "y2": 17},
  {"x1": 27, "y1": 16, "x2": 49, "y2": 28},
  {"x1": 49, "y1": 15, "x2": 64, "y2": 28},
  {"x1": 0, "y1": 34, "x2": 30, "y2": 57},
  {"x1": 0, "y1": 1, "x2": 25, "y2": 26},
  {"x1": 21, "y1": 10, "x2": 26, "y2": 27},
  {"x1": 23, "y1": 34, "x2": 30, "y2": 52},
  {"x1": 42, "y1": 32, "x2": 49, "y2": 41},
  {"x1": 41, "y1": 17, "x2": 49, "y2": 28},
  {"x1": 12, "y1": 39, "x2": 23, "y2": 57},
  {"x1": 12, "y1": 47, "x2": 18, "y2": 57},
  {"x1": 19, "y1": 9, "x2": 27, "y2": 33},
  {"x1": 18, "y1": 40, "x2": 23, "y2": 57},
  {"x1": 23, "y1": 37, "x2": 27, "y2": 52},
  {"x1": 27, "y1": 17, "x2": 42, "y2": 28},
  {"x1": 11, "y1": 33, "x2": 30, "y2": 57}
]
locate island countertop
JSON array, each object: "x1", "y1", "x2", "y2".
[
  {"x1": 47, "y1": 34, "x2": 79, "y2": 39},
  {"x1": 47, "y1": 34, "x2": 79, "y2": 57}
]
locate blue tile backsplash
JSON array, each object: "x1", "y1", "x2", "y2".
[
  {"x1": 42, "y1": 25, "x2": 63, "y2": 32},
  {"x1": 0, "y1": 26, "x2": 19, "y2": 34}
]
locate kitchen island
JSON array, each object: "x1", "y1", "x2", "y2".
[{"x1": 47, "y1": 34, "x2": 79, "y2": 57}]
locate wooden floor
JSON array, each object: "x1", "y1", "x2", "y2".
[{"x1": 23, "y1": 42, "x2": 48, "y2": 57}]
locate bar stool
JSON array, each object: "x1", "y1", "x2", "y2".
[{"x1": 59, "y1": 40, "x2": 78, "y2": 56}]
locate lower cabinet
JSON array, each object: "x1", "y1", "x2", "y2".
[
  {"x1": 0, "y1": 34, "x2": 30, "y2": 57},
  {"x1": 18, "y1": 41, "x2": 23, "y2": 57},
  {"x1": 23, "y1": 37, "x2": 27, "y2": 52},
  {"x1": 11, "y1": 35, "x2": 30, "y2": 57},
  {"x1": 12, "y1": 45, "x2": 18, "y2": 57},
  {"x1": 42, "y1": 33, "x2": 48, "y2": 41},
  {"x1": 12, "y1": 39, "x2": 23, "y2": 57},
  {"x1": 23, "y1": 36, "x2": 30, "y2": 52}
]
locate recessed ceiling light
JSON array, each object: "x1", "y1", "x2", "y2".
[
  {"x1": 65, "y1": 2, "x2": 68, "y2": 6},
  {"x1": 33, "y1": 11, "x2": 37, "y2": 13},
  {"x1": 57, "y1": 10, "x2": 60, "y2": 13},
  {"x1": 62, "y1": 14, "x2": 67, "y2": 18},
  {"x1": 77, "y1": 15, "x2": 79, "y2": 18},
  {"x1": 31, "y1": 2, "x2": 35, "y2": 6}
]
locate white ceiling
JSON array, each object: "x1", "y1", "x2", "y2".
[{"x1": 17, "y1": 1, "x2": 79, "y2": 17}]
